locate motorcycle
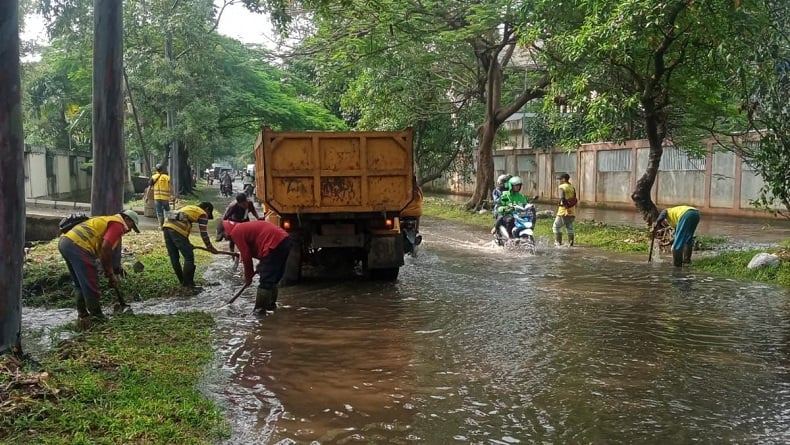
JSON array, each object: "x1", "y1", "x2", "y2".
[
  {"x1": 243, "y1": 183, "x2": 255, "y2": 200},
  {"x1": 494, "y1": 203, "x2": 537, "y2": 253},
  {"x1": 220, "y1": 182, "x2": 233, "y2": 197},
  {"x1": 401, "y1": 217, "x2": 422, "y2": 257}
]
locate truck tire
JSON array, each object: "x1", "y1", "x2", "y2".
[
  {"x1": 281, "y1": 238, "x2": 302, "y2": 285},
  {"x1": 368, "y1": 267, "x2": 399, "y2": 281}
]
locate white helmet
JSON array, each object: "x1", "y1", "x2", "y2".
[{"x1": 497, "y1": 174, "x2": 512, "y2": 188}]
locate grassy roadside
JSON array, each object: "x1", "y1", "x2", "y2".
[
  {"x1": 3, "y1": 184, "x2": 232, "y2": 444},
  {"x1": 423, "y1": 196, "x2": 790, "y2": 287},
  {"x1": 1, "y1": 312, "x2": 229, "y2": 444}
]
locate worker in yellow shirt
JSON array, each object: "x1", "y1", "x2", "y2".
[
  {"x1": 162, "y1": 202, "x2": 218, "y2": 291},
  {"x1": 653, "y1": 205, "x2": 700, "y2": 267},
  {"x1": 150, "y1": 164, "x2": 175, "y2": 228}
]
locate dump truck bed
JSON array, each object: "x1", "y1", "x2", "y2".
[{"x1": 254, "y1": 128, "x2": 414, "y2": 215}]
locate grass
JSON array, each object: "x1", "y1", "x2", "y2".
[
  {"x1": 1, "y1": 312, "x2": 229, "y2": 444},
  {"x1": 23, "y1": 183, "x2": 227, "y2": 308},
  {"x1": 22, "y1": 230, "x2": 216, "y2": 308},
  {"x1": 423, "y1": 196, "x2": 790, "y2": 287},
  {"x1": 6, "y1": 184, "x2": 234, "y2": 444},
  {"x1": 423, "y1": 196, "x2": 724, "y2": 253}
]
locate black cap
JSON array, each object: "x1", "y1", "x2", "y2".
[{"x1": 199, "y1": 201, "x2": 214, "y2": 219}]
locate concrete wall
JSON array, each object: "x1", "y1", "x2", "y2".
[
  {"x1": 403, "y1": 111, "x2": 780, "y2": 218},
  {"x1": 24, "y1": 145, "x2": 91, "y2": 200}
]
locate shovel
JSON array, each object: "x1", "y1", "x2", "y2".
[
  {"x1": 195, "y1": 246, "x2": 240, "y2": 271},
  {"x1": 111, "y1": 281, "x2": 133, "y2": 314},
  {"x1": 223, "y1": 272, "x2": 257, "y2": 307},
  {"x1": 647, "y1": 227, "x2": 656, "y2": 263}
]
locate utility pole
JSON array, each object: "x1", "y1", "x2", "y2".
[{"x1": 0, "y1": 0, "x2": 25, "y2": 354}]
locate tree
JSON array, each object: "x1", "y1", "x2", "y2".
[
  {"x1": 734, "y1": 0, "x2": 790, "y2": 217},
  {"x1": 526, "y1": 0, "x2": 749, "y2": 223},
  {"x1": 0, "y1": 0, "x2": 25, "y2": 355},
  {"x1": 252, "y1": 0, "x2": 550, "y2": 208},
  {"x1": 32, "y1": 0, "x2": 345, "y2": 196}
]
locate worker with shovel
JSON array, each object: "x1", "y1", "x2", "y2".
[
  {"x1": 58, "y1": 210, "x2": 141, "y2": 325},
  {"x1": 224, "y1": 219, "x2": 291, "y2": 315},
  {"x1": 162, "y1": 201, "x2": 218, "y2": 291}
]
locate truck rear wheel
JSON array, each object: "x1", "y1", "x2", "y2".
[
  {"x1": 368, "y1": 267, "x2": 399, "y2": 281},
  {"x1": 281, "y1": 238, "x2": 302, "y2": 285}
]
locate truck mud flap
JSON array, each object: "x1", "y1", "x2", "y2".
[{"x1": 367, "y1": 235, "x2": 405, "y2": 269}]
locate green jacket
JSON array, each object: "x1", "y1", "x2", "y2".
[{"x1": 497, "y1": 191, "x2": 528, "y2": 215}]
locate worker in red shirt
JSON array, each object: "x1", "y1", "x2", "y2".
[{"x1": 225, "y1": 220, "x2": 292, "y2": 315}]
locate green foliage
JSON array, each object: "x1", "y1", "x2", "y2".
[
  {"x1": 728, "y1": 1, "x2": 790, "y2": 217},
  {"x1": 27, "y1": 0, "x2": 345, "y2": 171},
  {"x1": 1, "y1": 312, "x2": 229, "y2": 444}
]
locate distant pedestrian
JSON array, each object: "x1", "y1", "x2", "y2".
[
  {"x1": 216, "y1": 193, "x2": 261, "y2": 252},
  {"x1": 553, "y1": 173, "x2": 577, "y2": 246},
  {"x1": 162, "y1": 202, "x2": 218, "y2": 291},
  {"x1": 654, "y1": 205, "x2": 700, "y2": 267},
  {"x1": 225, "y1": 220, "x2": 291, "y2": 315},
  {"x1": 149, "y1": 164, "x2": 175, "y2": 229},
  {"x1": 58, "y1": 210, "x2": 140, "y2": 321}
]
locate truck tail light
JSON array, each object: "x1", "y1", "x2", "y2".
[
  {"x1": 282, "y1": 219, "x2": 292, "y2": 230},
  {"x1": 386, "y1": 218, "x2": 393, "y2": 229}
]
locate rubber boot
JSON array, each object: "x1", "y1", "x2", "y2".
[
  {"x1": 183, "y1": 261, "x2": 202, "y2": 293},
  {"x1": 74, "y1": 289, "x2": 89, "y2": 319},
  {"x1": 554, "y1": 233, "x2": 563, "y2": 246},
  {"x1": 266, "y1": 287, "x2": 279, "y2": 311},
  {"x1": 84, "y1": 295, "x2": 107, "y2": 323},
  {"x1": 253, "y1": 288, "x2": 274, "y2": 316},
  {"x1": 568, "y1": 234, "x2": 575, "y2": 247},
  {"x1": 172, "y1": 262, "x2": 184, "y2": 285},
  {"x1": 682, "y1": 243, "x2": 693, "y2": 266},
  {"x1": 672, "y1": 248, "x2": 683, "y2": 267}
]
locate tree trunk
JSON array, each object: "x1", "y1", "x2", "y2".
[
  {"x1": 178, "y1": 142, "x2": 193, "y2": 195},
  {"x1": 91, "y1": 0, "x2": 125, "y2": 216},
  {"x1": 466, "y1": 122, "x2": 495, "y2": 210},
  {"x1": 631, "y1": 103, "x2": 663, "y2": 225},
  {"x1": 0, "y1": 0, "x2": 25, "y2": 355}
]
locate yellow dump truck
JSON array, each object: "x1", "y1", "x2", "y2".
[{"x1": 254, "y1": 127, "x2": 414, "y2": 282}]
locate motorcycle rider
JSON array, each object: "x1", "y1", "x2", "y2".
[
  {"x1": 494, "y1": 176, "x2": 530, "y2": 238},
  {"x1": 399, "y1": 176, "x2": 423, "y2": 254},
  {"x1": 492, "y1": 174, "x2": 512, "y2": 219},
  {"x1": 220, "y1": 170, "x2": 233, "y2": 196}
]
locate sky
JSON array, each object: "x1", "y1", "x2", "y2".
[{"x1": 20, "y1": 1, "x2": 275, "y2": 47}]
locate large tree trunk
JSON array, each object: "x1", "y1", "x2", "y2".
[
  {"x1": 631, "y1": 102, "x2": 663, "y2": 225},
  {"x1": 91, "y1": 0, "x2": 125, "y2": 216},
  {"x1": 0, "y1": 0, "x2": 25, "y2": 355},
  {"x1": 466, "y1": 122, "x2": 496, "y2": 210}
]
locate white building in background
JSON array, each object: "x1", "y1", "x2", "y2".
[{"x1": 24, "y1": 145, "x2": 92, "y2": 200}]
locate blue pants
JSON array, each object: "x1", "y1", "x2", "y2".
[
  {"x1": 673, "y1": 209, "x2": 700, "y2": 251},
  {"x1": 58, "y1": 237, "x2": 101, "y2": 305},
  {"x1": 154, "y1": 199, "x2": 170, "y2": 219}
]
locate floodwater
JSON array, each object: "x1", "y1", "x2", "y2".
[{"x1": 20, "y1": 215, "x2": 790, "y2": 444}]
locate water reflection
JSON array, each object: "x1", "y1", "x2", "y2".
[{"x1": 20, "y1": 215, "x2": 790, "y2": 444}]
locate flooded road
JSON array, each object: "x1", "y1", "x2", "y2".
[{"x1": 21, "y1": 215, "x2": 790, "y2": 444}]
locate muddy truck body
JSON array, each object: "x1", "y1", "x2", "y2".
[{"x1": 254, "y1": 128, "x2": 414, "y2": 282}]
